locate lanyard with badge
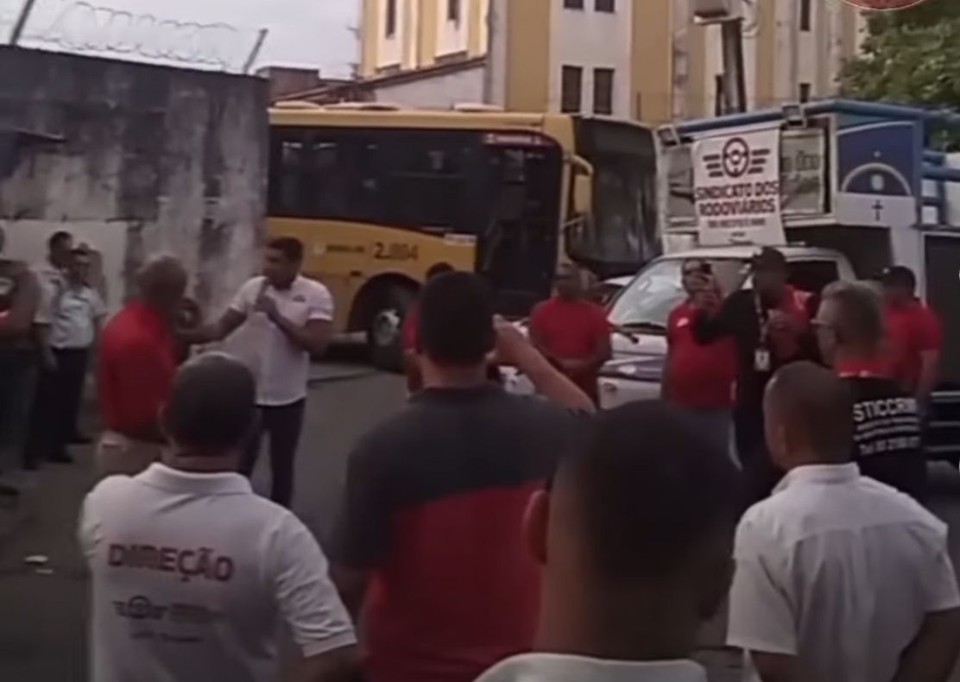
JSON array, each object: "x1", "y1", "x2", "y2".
[{"x1": 753, "y1": 293, "x2": 771, "y2": 373}]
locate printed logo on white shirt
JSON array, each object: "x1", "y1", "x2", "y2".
[
  {"x1": 79, "y1": 464, "x2": 356, "y2": 682},
  {"x1": 229, "y1": 275, "x2": 334, "y2": 406}
]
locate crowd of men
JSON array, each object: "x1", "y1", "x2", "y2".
[
  {"x1": 0, "y1": 228, "x2": 105, "y2": 494},
  {"x1": 1, "y1": 228, "x2": 958, "y2": 682}
]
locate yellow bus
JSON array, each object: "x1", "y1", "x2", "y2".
[{"x1": 267, "y1": 102, "x2": 658, "y2": 367}]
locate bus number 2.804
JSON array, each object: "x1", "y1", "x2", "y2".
[{"x1": 373, "y1": 242, "x2": 419, "y2": 262}]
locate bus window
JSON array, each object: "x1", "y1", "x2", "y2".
[
  {"x1": 270, "y1": 130, "x2": 308, "y2": 217},
  {"x1": 378, "y1": 130, "x2": 474, "y2": 231},
  {"x1": 573, "y1": 118, "x2": 659, "y2": 277}
]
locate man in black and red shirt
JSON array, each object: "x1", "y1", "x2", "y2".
[
  {"x1": 815, "y1": 280, "x2": 926, "y2": 501},
  {"x1": 692, "y1": 247, "x2": 818, "y2": 504},
  {"x1": 664, "y1": 259, "x2": 737, "y2": 453},
  {"x1": 330, "y1": 272, "x2": 594, "y2": 682}
]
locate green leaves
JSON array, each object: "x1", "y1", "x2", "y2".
[{"x1": 839, "y1": 4, "x2": 960, "y2": 147}]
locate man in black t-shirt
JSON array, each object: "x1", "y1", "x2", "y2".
[
  {"x1": 814, "y1": 280, "x2": 926, "y2": 501},
  {"x1": 692, "y1": 247, "x2": 820, "y2": 505}
]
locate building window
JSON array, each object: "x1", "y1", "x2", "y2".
[
  {"x1": 447, "y1": 0, "x2": 461, "y2": 23},
  {"x1": 593, "y1": 68, "x2": 614, "y2": 115},
  {"x1": 564, "y1": 0, "x2": 585, "y2": 9},
  {"x1": 799, "y1": 82, "x2": 812, "y2": 103},
  {"x1": 385, "y1": 0, "x2": 397, "y2": 37},
  {"x1": 595, "y1": 0, "x2": 615, "y2": 12},
  {"x1": 799, "y1": 0, "x2": 812, "y2": 31},
  {"x1": 561, "y1": 66, "x2": 583, "y2": 113}
]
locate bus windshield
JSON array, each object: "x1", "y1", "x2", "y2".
[{"x1": 571, "y1": 118, "x2": 660, "y2": 278}]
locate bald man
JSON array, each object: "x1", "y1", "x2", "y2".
[
  {"x1": 728, "y1": 362, "x2": 960, "y2": 682},
  {"x1": 477, "y1": 401, "x2": 740, "y2": 682},
  {"x1": 96, "y1": 255, "x2": 188, "y2": 477},
  {"x1": 81, "y1": 354, "x2": 358, "y2": 682},
  {"x1": 529, "y1": 264, "x2": 612, "y2": 406}
]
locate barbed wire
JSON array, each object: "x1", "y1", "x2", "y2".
[{"x1": 1, "y1": 0, "x2": 262, "y2": 71}]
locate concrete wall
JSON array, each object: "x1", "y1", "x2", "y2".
[
  {"x1": 0, "y1": 47, "x2": 268, "y2": 316},
  {"x1": 372, "y1": 63, "x2": 484, "y2": 107}
]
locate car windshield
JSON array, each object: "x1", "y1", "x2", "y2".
[{"x1": 608, "y1": 257, "x2": 749, "y2": 331}]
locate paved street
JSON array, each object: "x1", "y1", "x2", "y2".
[{"x1": 2, "y1": 355, "x2": 960, "y2": 681}]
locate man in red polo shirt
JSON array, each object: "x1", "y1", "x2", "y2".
[
  {"x1": 881, "y1": 266, "x2": 942, "y2": 409},
  {"x1": 663, "y1": 259, "x2": 737, "y2": 455},
  {"x1": 529, "y1": 263, "x2": 612, "y2": 406},
  {"x1": 96, "y1": 255, "x2": 187, "y2": 477}
]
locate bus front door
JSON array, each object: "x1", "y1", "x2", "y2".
[{"x1": 478, "y1": 145, "x2": 563, "y2": 317}]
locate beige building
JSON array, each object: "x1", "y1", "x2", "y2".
[{"x1": 357, "y1": 0, "x2": 868, "y2": 123}]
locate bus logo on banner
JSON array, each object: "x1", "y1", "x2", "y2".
[{"x1": 693, "y1": 127, "x2": 786, "y2": 246}]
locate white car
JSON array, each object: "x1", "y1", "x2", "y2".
[{"x1": 507, "y1": 244, "x2": 855, "y2": 409}]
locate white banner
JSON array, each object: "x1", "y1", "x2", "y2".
[{"x1": 693, "y1": 127, "x2": 786, "y2": 246}]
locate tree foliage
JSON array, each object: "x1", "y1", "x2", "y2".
[{"x1": 839, "y1": 2, "x2": 960, "y2": 112}]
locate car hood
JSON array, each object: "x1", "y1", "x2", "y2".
[
  {"x1": 600, "y1": 352, "x2": 666, "y2": 382},
  {"x1": 611, "y1": 331, "x2": 666, "y2": 358}
]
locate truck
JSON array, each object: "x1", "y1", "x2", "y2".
[{"x1": 507, "y1": 99, "x2": 960, "y2": 464}]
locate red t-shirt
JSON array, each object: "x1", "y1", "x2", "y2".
[
  {"x1": 402, "y1": 305, "x2": 420, "y2": 353},
  {"x1": 665, "y1": 301, "x2": 737, "y2": 409},
  {"x1": 529, "y1": 296, "x2": 610, "y2": 402},
  {"x1": 885, "y1": 300, "x2": 942, "y2": 393},
  {"x1": 98, "y1": 302, "x2": 178, "y2": 439}
]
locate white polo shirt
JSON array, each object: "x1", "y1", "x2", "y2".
[
  {"x1": 51, "y1": 285, "x2": 105, "y2": 349},
  {"x1": 229, "y1": 275, "x2": 333, "y2": 407},
  {"x1": 32, "y1": 261, "x2": 62, "y2": 326},
  {"x1": 79, "y1": 463, "x2": 356, "y2": 682},
  {"x1": 475, "y1": 653, "x2": 708, "y2": 682},
  {"x1": 727, "y1": 463, "x2": 960, "y2": 682}
]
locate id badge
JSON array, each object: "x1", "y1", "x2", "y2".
[{"x1": 754, "y1": 348, "x2": 771, "y2": 372}]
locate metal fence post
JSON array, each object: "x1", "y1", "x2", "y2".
[
  {"x1": 242, "y1": 28, "x2": 268, "y2": 74},
  {"x1": 9, "y1": 0, "x2": 38, "y2": 46}
]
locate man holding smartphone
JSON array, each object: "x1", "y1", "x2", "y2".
[
  {"x1": 663, "y1": 259, "x2": 738, "y2": 458},
  {"x1": 692, "y1": 247, "x2": 818, "y2": 505}
]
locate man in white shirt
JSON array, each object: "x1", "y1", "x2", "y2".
[
  {"x1": 475, "y1": 401, "x2": 741, "y2": 682},
  {"x1": 182, "y1": 237, "x2": 333, "y2": 507},
  {"x1": 727, "y1": 361, "x2": 960, "y2": 682},
  {"x1": 27, "y1": 246, "x2": 105, "y2": 466},
  {"x1": 79, "y1": 352, "x2": 357, "y2": 682}
]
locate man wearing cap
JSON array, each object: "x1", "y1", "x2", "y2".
[
  {"x1": 693, "y1": 246, "x2": 818, "y2": 504},
  {"x1": 881, "y1": 265, "x2": 942, "y2": 411}
]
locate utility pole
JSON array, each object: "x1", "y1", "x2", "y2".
[
  {"x1": 482, "y1": 0, "x2": 497, "y2": 104},
  {"x1": 692, "y1": 0, "x2": 747, "y2": 114}
]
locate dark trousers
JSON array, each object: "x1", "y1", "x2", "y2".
[
  {"x1": 239, "y1": 399, "x2": 306, "y2": 508},
  {"x1": 734, "y1": 407, "x2": 782, "y2": 511},
  {"x1": 25, "y1": 348, "x2": 89, "y2": 467},
  {"x1": 0, "y1": 351, "x2": 37, "y2": 476}
]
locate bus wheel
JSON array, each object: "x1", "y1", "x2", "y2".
[{"x1": 367, "y1": 287, "x2": 415, "y2": 372}]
